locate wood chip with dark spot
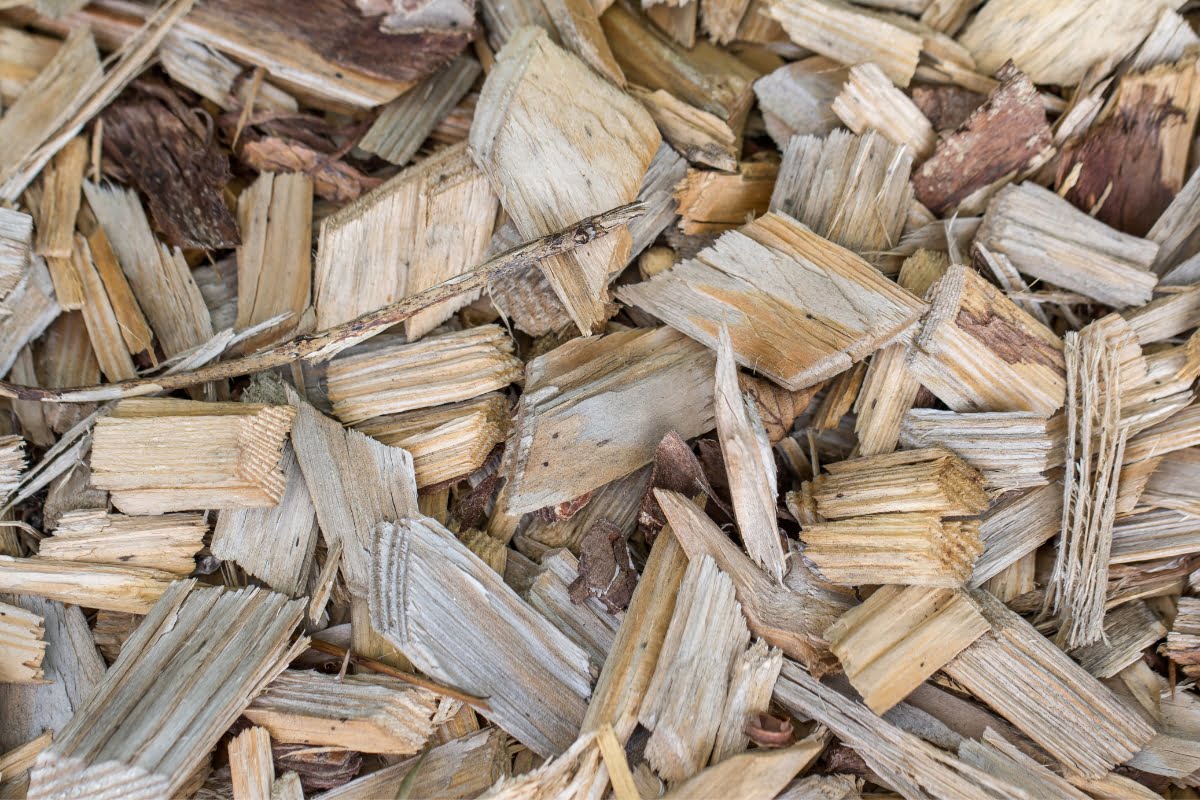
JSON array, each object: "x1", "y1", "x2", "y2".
[
  {"x1": 567, "y1": 518, "x2": 638, "y2": 612},
  {"x1": 101, "y1": 87, "x2": 239, "y2": 250},
  {"x1": 913, "y1": 62, "x2": 1053, "y2": 215},
  {"x1": 534, "y1": 490, "x2": 595, "y2": 523},
  {"x1": 1056, "y1": 53, "x2": 1200, "y2": 237}
]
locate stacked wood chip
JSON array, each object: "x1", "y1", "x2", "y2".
[{"x1": 4, "y1": 0, "x2": 1200, "y2": 797}]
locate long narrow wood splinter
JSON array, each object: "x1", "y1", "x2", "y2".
[
  {"x1": 1, "y1": 201, "x2": 645, "y2": 403},
  {"x1": 306, "y1": 638, "x2": 491, "y2": 710}
]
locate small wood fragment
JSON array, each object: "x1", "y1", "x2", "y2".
[
  {"x1": 325, "y1": 325, "x2": 521, "y2": 424},
  {"x1": 504, "y1": 327, "x2": 714, "y2": 514},
  {"x1": 90, "y1": 398, "x2": 295, "y2": 514},
  {"x1": 228, "y1": 726, "x2": 273, "y2": 800},
  {"x1": 906, "y1": 262, "x2": 1066, "y2": 415},
  {"x1": 914, "y1": 62, "x2": 1053, "y2": 215},
  {"x1": 826, "y1": 586, "x2": 989, "y2": 714},
  {"x1": 658, "y1": 490, "x2": 851, "y2": 675},
  {"x1": 942, "y1": 589, "x2": 1155, "y2": 779},
  {"x1": 39, "y1": 509, "x2": 206, "y2": 575},
  {"x1": 244, "y1": 670, "x2": 438, "y2": 755},
  {"x1": 976, "y1": 182, "x2": 1159, "y2": 309},
  {"x1": 753, "y1": 56, "x2": 848, "y2": 149},
  {"x1": 314, "y1": 142, "x2": 498, "y2": 339},
  {"x1": 832, "y1": 63, "x2": 935, "y2": 160},
  {"x1": 639, "y1": 554, "x2": 750, "y2": 782},
  {"x1": 664, "y1": 738, "x2": 824, "y2": 800},
  {"x1": 769, "y1": 130, "x2": 914, "y2": 270},
  {"x1": 620, "y1": 212, "x2": 925, "y2": 391},
  {"x1": 1069, "y1": 600, "x2": 1166, "y2": 678},
  {"x1": 33, "y1": 136, "x2": 86, "y2": 259},
  {"x1": 0, "y1": 557, "x2": 173, "y2": 614},
  {"x1": 359, "y1": 55, "x2": 482, "y2": 166},
  {"x1": 470, "y1": 25, "x2": 659, "y2": 334},
  {"x1": 0, "y1": 599, "x2": 47, "y2": 684}
]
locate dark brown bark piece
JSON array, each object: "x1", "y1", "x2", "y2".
[
  {"x1": 568, "y1": 518, "x2": 638, "y2": 612},
  {"x1": 101, "y1": 89, "x2": 238, "y2": 250},
  {"x1": 1056, "y1": 54, "x2": 1200, "y2": 237},
  {"x1": 913, "y1": 62, "x2": 1053, "y2": 215},
  {"x1": 198, "y1": 0, "x2": 474, "y2": 86},
  {"x1": 238, "y1": 136, "x2": 382, "y2": 203},
  {"x1": 911, "y1": 85, "x2": 986, "y2": 132},
  {"x1": 638, "y1": 431, "x2": 714, "y2": 540}
]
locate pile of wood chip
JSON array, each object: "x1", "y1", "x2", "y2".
[{"x1": 2, "y1": 0, "x2": 1200, "y2": 797}]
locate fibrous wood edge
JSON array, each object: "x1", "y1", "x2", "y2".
[
  {"x1": 244, "y1": 670, "x2": 439, "y2": 755},
  {"x1": 0, "y1": 556, "x2": 173, "y2": 614},
  {"x1": 618, "y1": 211, "x2": 926, "y2": 391},
  {"x1": 810, "y1": 447, "x2": 989, "y2": 519},
  {"x1": 0, "y1": 207, "x2": 32, "y2": 303},
  {"x1": 503, "y1": 326, "x2": 714, "y2": 515},
  {"x1": 0, "y1": 598, "x2": 47, "y2": 684},
  {"x1": 1069, "y1": 600, "x2": 1166, "y2": 678},
  {"x1": 0, "y1": 256, "x2": 60, "y2": 378},
  {"x1": 211, "y1": 444, "x2": 317, "y2": 596},
  {"x1": 825, "y1": 586, "x2": 988, "y2": 714},
  {"x1": 899, "y1": 409, "x2": 1063, "y2": 492},
  {"x1": 27, "y1": 581, "x2": 307, "y2": 799},
  {"x1": 773, "y1": 659, "x2": 1027, "y2": 799},
  {"x1": 39, "y1": 509, "x2": 207, "y2": 575},
  {"x1": 370, "y1": 516, "x2": 592, "y2": 758},
  {"x1": 354, "y1": 393, "x2": 511, "y2": 489},
  {"x1": 469, "y1": 25, "x2": 659, "y2": 334},
  {"x1": 714, "y1": 326, "x2": 784, "y2": 582},
  {"x1": 907, "y1": 262, "x2": 1066, "y2": 415},
  {"x1": 325, "y1": 325, "x2": 521, "y2": 424},
  {"x1": 656, "y1": 490, "x2": 851, "y2": 676},
  {"x1": 975, "y1": 182, "x2": 1159, "y2": 309},
  {"x1": 313, "y1": 727, "x2": 510, "y2": 800},
  {"x1": 89, "y1": 398, "x2": 295, "y2": 514},
  {"x1": 638, "y1": 554, "x2": 750, "y2": 781},
  {"x1": 769, "y1": 130, "x2": 914, "y2": 271},
  {"x1": 800, "y1": 512, "x2": 983, "y2": 588},
  {"x1": 0, "y1": 594, "x2": 105, "y2": 752},
  {"x1": 942, "y1": 589, "x2": 1155, "y2": 779},
  {"x1": 1042, "y1": 323, "x2": 1127, "y2": 649},
  {"x1": 832, "y1": 63, "x2": 934, "y2": 160},
  {"x1": 314, "y1": 141, "x2": 498, "y2": 339},
  {"x1": 1164, "y1": 596, "x2": 1200, "y2": 677},
  {"x1": 228, "y1": 726, "x2": 273, "y2": 800},
  {"x1": 711, "y1": 638, "x2": 782, "y2": 763}
]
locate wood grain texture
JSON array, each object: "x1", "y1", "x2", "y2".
[
  {"x1": 619, "y1": 212, "x2": 925, "y2": 391},
  {"x1": 470, "y1": 26, "x2": 659, "y2": 334}
]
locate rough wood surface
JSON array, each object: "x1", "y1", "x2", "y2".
[
  {"x1": 370, "y1": 517, "x2": 592, "y2": 758},
  {"x1": 619, "y1": 211, "x2": 925, "y2": 390},
  {"x1": 27, "y1": 582, "x2": 306, "y2": 799},
  {"x1": 470, "y1": 26, "x2": 659, "y2": 334},
  {"x1": 503, "y1": 327, "x2": 714, "y2": 514}
]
